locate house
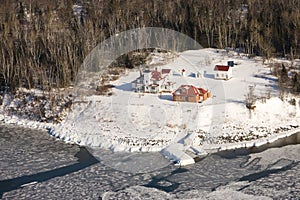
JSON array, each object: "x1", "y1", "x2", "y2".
[
  {"x1": 214, "y1": 65, "x2": 232, "y2": 80},
  {"x1": 173, "y1": 85, "x2": 211, "y2": 103},
  {"x1": 132, "y1": 67, "x2": 175, "y2": 93}
]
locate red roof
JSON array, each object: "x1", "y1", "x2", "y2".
[
  {"x1": 162, "y1": 69, "x2": 171, "y2": 74},
  {"x1": 214, "y1": 65, "x2": 230, "y2": 71},
  {"x1": 149, "y1": 83, "x2": 159, "y2": 87},
  {"x1": 173, "y1": 85, "x2": 208, "y2": 96},
  {"x1": 151, "y1": 70, "x2": 162, "y2": 81},
  {"x1": 198, "y1": 88, "x2": 208, "y2": 94}
]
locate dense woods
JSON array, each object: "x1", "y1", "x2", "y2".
[{"x1": 0, "y1": 0, "x2": 300, "y2": 92}]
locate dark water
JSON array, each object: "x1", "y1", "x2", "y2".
[{"x1": 0, "y1": 124, "x2": 299, "y2": 199}]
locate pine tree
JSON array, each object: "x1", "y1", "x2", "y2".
[
  {"x1": 279, "y1": 64, "x2": 289, "y2": 84},
  {"x1": 292, "y1": 73, "x2": 300, "y2": 93}
]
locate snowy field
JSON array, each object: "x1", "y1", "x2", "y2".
[
  {"x1": 51, "y1": 48, "x2": 300, "y2": 155},
  {"x1": 1, "y1": 48, "x2": 300, "y2": 165},
  {"x1": 0, "y1": 125, "x2": 299, "y2": 199}
]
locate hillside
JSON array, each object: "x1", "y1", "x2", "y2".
[
  {"x1": 48, "y1": 48, "x2": 300, "y2": 158},
  {"x1": 1, "y1": 0, "x2": 300, "y2": 92}
]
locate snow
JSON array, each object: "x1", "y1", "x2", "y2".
[
  {"x1": 1, "y1": 48, "x2": 300, "y2": 166},
  {"x1": 102, "y1": 185, "x2": 272, "y2": 200},
  {"x1": 162, "y1": 143, "x2": 195, "y2": 166}
]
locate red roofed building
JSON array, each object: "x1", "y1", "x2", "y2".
[
  {"x1": 162, "y1": 69, "x2": 171, "y2": 75},
  {"x1": 133, "y1": 67, "x2": 175, "y2": 93},
  {"x1": 214, "y1": 65, "x2": 232, "y2": 80},
  {"x1": 173, "y1": 85, "x2": 211, "y2": 103},
  {"x1": 151, "y1": 70, "x2": 162, "y2": 81}
]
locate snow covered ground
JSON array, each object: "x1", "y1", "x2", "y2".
[{"x1": 1, "y1": 48, "x2": 300, "y2": 165}]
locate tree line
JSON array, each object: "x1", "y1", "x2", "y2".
[{"x1": 0, "y1": 0, "x2": 299, "y2": 92}]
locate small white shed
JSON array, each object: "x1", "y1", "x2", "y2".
[{"x1": 214, "y1": 65, "x2": 232, "y2": 80}]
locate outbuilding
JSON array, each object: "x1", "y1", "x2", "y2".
[{"x1": 214, "y1": 65, "x2": 232, "y2": 80}]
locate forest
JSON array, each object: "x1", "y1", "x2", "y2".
[{"x1": 0, "y1": 0, "x2": 299, "y2": 91}]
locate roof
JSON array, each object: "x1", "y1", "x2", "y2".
[
  {"x1": 198, "y1": 88, "x2": 208, "y2": 94},
  {"x1": 214, "y1": 65, "x2": 230, "y2": 71},
  {"x1": 162, "y1": 69, "x2": 171, "y2": 74},
  {"x1": 151, "y1": 70, "x2": 162, "y2": 81},
  {"x1": 144, "y1": 68, "x2": 170, "y2": 81},
  {"x1": 173, "y1": 85, "x2": 208, "y2": 96},
  {"x1": 149, "y1": 83, "x2": 159, "y2": 87}
]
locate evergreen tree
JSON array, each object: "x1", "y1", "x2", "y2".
[
  {"x1": 279, "y1": 64, "x2": 289, "y2": 84},
  {"x1": 292, "y1": 73, "x2": 300, "y2": 93}
]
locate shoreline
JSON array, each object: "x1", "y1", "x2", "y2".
[
  {"x1": 0, "y1": 115, "x2": 299, "y2": 167},
  {"x1": 199, "y1": 127, "x2": 300, "y2": 154},
  {"x1": 162, "y1": 127, "x2": 300, "y2": 166},
  {"x1": 1, "y1": 108, "x2": 299, "y2": 149}
]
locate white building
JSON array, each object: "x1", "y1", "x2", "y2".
[
  {"x1": 133, "y1": 68, "x2": 175, "y2": 93},
  {"x1": 214, "y1": 65, "x2": 233, "y2": 80}
]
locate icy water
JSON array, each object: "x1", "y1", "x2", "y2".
[{"x1": 0, "y1": 124, "x2": 299, "y2": 199}]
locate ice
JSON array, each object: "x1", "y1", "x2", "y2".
[
  {"x1": 88, "y1": 147, "x2": 172, "y2": 174},
  {"x1": 1, "y1": 125, "x2": 299, "y2": 199},
  {"x1": 207, "y1": 188, "x2": 272, "y2": 200},
  {"x1": 102, "y1": 185, "x2": 272, "y2": 200},
  {"x1": 102, "y1": 186, "x2": 172, "y2": 200},
  {"x1": 246, "y1": 144, "x2": 300, "y2": 169},
  {"x1": 162, "y1": 143, "x2": 195, "y2": 166}
]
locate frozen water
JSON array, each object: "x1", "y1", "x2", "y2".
[
  {"x1": 1, "y1": 125, "x2": 299, "y2": 199},
  {"x1": 87, "y1": 147, "x2": 172, "y2": 174}
]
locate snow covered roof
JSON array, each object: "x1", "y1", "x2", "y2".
[
  {"x1": 214, "y1": 65, "x2": 230, "y2": 71},
  {"x1": 173, "y1": 85, "x2": 207, "y2": 96}
]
